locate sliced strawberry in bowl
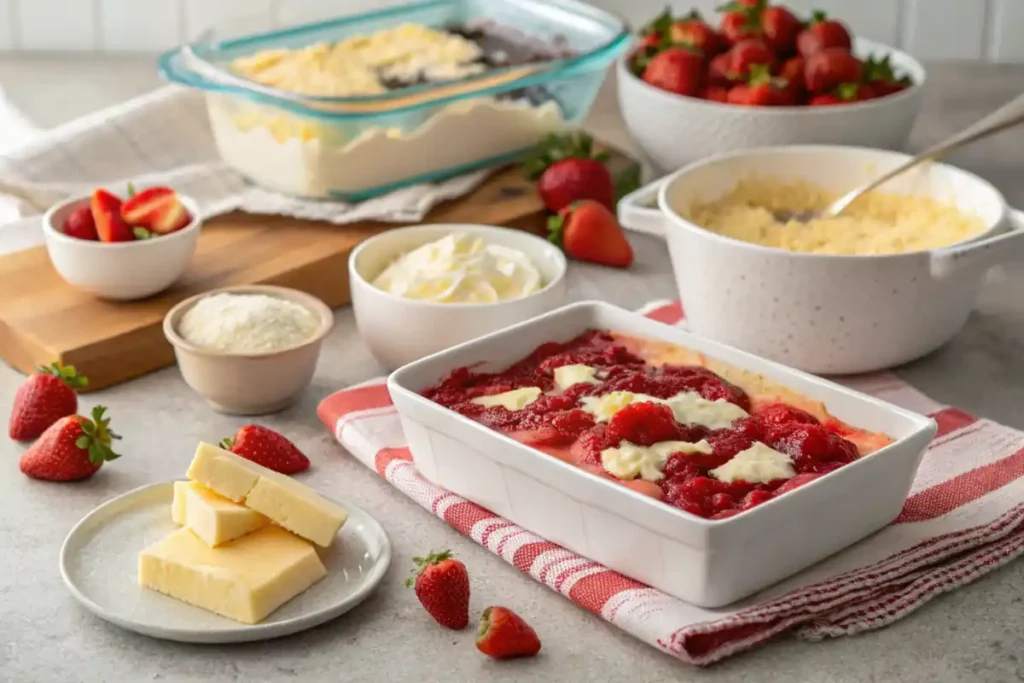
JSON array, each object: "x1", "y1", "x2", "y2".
[
  {"x1": 91, "y1": 189, "x2": 134, "y2": 242},
  {"x1": 121, "y1": 186, "x2": 192, "y2": 235}
]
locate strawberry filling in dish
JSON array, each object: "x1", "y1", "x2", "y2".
[{"x1": 422, "y1": 329, "x2": 894, "y2": 520}]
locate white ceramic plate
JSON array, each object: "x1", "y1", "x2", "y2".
[{"x1": 59, "y1": 481, "x2": 391, "y2": 643}]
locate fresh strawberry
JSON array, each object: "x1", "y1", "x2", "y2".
[
  {"x1": 670, "y1": 10, "x2": 724, "y2": 57},
  {"x1": 522, "y1": 133, "x2": 616, "y2": 212},
  {"x1": 220, "y1": 425, "x2": 310, "y2": 474},
  {"x1": 808, "y1": 82, "x2": 874, "y2": 105},
  {"x1": 641, "y1": 46, "x2": 705, "y2": 97},
  {"x1": 121, "y1": 186, "x2": 191, "y2": 235},
  {"x1": 9, "y1": 362, "x2": 87, "y2": 441},
  {"x1": 862, "y1": 54, "x2": 913, "y2": 98},
  {"x1": 548, "y1": 200, "x2": 633, "y2": 268},
  {"x1": 777, "y1": 56, "x2": 806, "y2": 99},
  {"x1": 797, "y1": 11, "x2": 852, "y2": 58},
  {"x1": 631, "y1": 9, "x2": 672, "y2": 74},
  {"x1": 476, "y1": 606, "x2": 542, "y2": 659},
  {"x1": 19, "y1": 406, "x2": 120, "y2": 482},
  {"x1": 91, "y1": 189, "x2": 134, "y2": 242},
  {"x1": 62, "y1": 206, "x2": 99, "y2": 241},
  {"x1": 727, "y1": 64, "x2": 792, "y2": 106},
  {"x1": 717, "y1": 1, "x2": 763, "y2": 45},
  {"x1": 804, "y1": 48, "x2": 862, "y2": 94},
  {"x1": 708, "y1": 52, "x2": 735, "y2": 85},
  {"x1": 760, "y1": 6, "x2": 802, "y2": 55},
  {"x1": 724, "y1": 39, "x2": 777, "y2": 81},
  {"x1": 406, "y1": 550, "x2": 470, "y2": 630},
  {"x1": 703, "y1": 85, "x2": 731, "y2": 102}
]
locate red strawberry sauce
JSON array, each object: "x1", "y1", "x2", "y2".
[{"x1": 422, "y1": 330, "x2": 886, "y2": 519}]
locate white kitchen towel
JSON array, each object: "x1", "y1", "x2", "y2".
[
  {"x1": 0, "y1": 85, "x2": 491, "y2": 250},
  {"x1": 317, "y1": 299, "x2": 1024, "y2": 666}
]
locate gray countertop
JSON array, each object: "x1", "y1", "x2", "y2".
[{"x1": 1, "y1": 58, "x2": 1023, "y2": 683}]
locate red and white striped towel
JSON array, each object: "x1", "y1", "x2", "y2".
[{"x1": 317, "y1": 300, "x2": 1024, "y2": 665}]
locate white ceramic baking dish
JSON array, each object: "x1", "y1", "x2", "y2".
[
  {"x1": 387, "y1": 301, "x2": 936, "y2": 607},
  {"x1": 618, "y1": 145, "x2": 1024, "y2": 375}
]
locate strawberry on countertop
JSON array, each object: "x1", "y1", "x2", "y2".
[
  {"x1": 220, "y1": 425, "x2": 310, "y2": 475},
  {"x1": 20, "y1": 405, "x2": 121, "y2": 482},
  {"x1": 9, "y1": 362, "x2": 88, "y2": 441},
  {"x1": 476, "y1": 606, "x2": 542, "y2": 659},
  {"x1": 548, "y1": 199, "x2": 634, "y2": 269},
  {"x1": 406, "y1": 550, "x2": 470, "y2": 630},
  {"x1": 523, "y1": 133, "x2": 616, "y2": 213},
  {"x1": 91, "y1": 189, "x2": 134, "y2": 243}
]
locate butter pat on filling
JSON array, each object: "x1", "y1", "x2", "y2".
[
  {"x1": 553, "y1": 364, "x2": 600, "y2": 390},
  {"x1": 580, "y1": 391, "x2": 748, "y2": 430},
  {"x1": 171, "y1": 481, "x2": 268, "y2": 547},
  {"x1": 710, "y1": 442, "x2": 796, "y2": 484},
  {"x1": 471, "y1": 387, "x2": 542, "y2": 411},
  {"x1": 186, "y1": 442, "x2": 348, "y2": 547},
  {"x1": 601, "y1": 439, "x2": 713, "y2": 482},
  {"x1": 138, "y1": 525, "x2": 326, "y2": 625}
]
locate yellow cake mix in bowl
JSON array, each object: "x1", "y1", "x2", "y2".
[{"x1": 688, "y1": 177, "x2": 987, "y2": 255}]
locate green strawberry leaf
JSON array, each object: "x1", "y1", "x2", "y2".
[
  {"x1": 640, "y1": 7, "x2": 674, "y2": 36},
  {"x1": 126, "y1": 181, "x2": 136, "y2": 197},
  {"x1": 133, "y1": 227, "x2": 153, "y2": 240},
  {"x1": 521, "y1": 132, "x2": 606, "y2": 180},
  {"x1": 614, "y1": 164, "x2": 642, "y2": 203},
  {"x1": 547, "y1": 213, "x2": 567, "y2": 247},
  {"x1": 809, "y1": 9, "x2": 828, "y2": 24},
  {"x1": 75, "y1": 435, "x2": 90, "y2": 450},
  {"x1": 219, "y1": 437, "x2": 235, "y2": 450},
  {"x1": 835, "y1": 82, "x2": 860, "y2": 100}
]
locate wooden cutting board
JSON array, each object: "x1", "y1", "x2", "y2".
[{"x1": 0, "y1": 165, "x2": 562, "y2": 392}]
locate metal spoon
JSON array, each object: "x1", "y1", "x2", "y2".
[{"x1": 776, "y1": 91, "x2": 1024, "y2": 223}]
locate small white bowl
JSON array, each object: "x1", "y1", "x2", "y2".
[
  {"x1": 43, "y1": 194, "x2": 202, "y2": 301},
  {"x1": 163, "y1": 285, "x2": 334, "y2": 415},
  {"x1": 349, "y1": 224, "x2": 567, "y2": 370},
  {"x1": 618, "y1": 38, "x2": 926, "y2": 172}
]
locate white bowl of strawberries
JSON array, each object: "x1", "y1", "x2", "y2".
[
  {"x1": 43, "y1": 185, "x2": 201, "y2": 301},
  {"x1": 618, "y1": 2, "x2": 925, "y2": 172}
]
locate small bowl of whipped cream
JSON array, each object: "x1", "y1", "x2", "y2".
[
  {"x1": 350, "y1": 224, "x2": 567, "y2": 369},
  {"x1": 163, "y1": 285, "x2": 333, "y2": 414}
]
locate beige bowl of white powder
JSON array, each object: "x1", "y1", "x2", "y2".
[{"x1": 163, "y1": 285, "x2": 333, "y2": 415}]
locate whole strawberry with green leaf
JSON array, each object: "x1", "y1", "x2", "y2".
[
  {"x1": 20, "y1": 405, "x2": 121, "y2": 482},
  {"x1": 406, "y1": 550, "x2": 470, "y2": 630},
  {"x1": 9, "y1": 362, "x2": 88, "y2": 441},
  {"x1": 523, "y1": 133, "x2": 616, "y2": 213}
]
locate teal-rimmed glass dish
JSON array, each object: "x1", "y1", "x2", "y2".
[{"x1": 158, "y1": 0, "x2": 629, "y2": 201}]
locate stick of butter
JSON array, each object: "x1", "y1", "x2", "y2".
[
  {"x1": 138, "y1": 525, "x2": 326, "y2": 624},
  {"x1": 186, "y1": 442, "x2": 348, "y2": 548},
  {"x1": 172, "y1": 481, "x2": 268, "y2": 547}
]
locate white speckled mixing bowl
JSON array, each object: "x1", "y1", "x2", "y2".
[
  {"x1": 618, "y1": 38, "x2": 926, "y2": 172},
  {"x1": 619, "y1": 145, "x2": 1024, "y2": 374}
]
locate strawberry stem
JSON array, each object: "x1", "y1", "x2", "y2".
[
  {"x1": 522, "y1": 132, "x2": 609, "y2": 180},
  {"x1": 547, "y1": 213, "x2": 567, "y2": 247},
  {"x1": 36, "y1": 361, "x2": 88, "y2": 389},
  {"x1": 405, "y1": 550, "x2": 454, "y2": 587},
  {"x1": 220, "y1": 437, "x2": 235, "y2": 450},
  {"x1": 78, "y1": 405, "x2": 121, "y2": 465}
]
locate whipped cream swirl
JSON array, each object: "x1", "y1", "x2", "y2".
[{"x1": 371, "y1": 232, "x2": 543, "y2": 303}]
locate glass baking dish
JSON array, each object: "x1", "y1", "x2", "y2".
[{"x1": 158, "y1": 0, "x2": 629, "y2": 201}]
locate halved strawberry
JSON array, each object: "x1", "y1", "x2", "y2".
[
  {"x1": 91, "y1": 189, "x2": 134, "y2": 242},
  {"x1": 121, "y1": 187, "x2": 191, "y2": 235}
]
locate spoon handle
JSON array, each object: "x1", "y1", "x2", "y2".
[{"x1": 831, "y1": 91, "x2": 1024, "y2": 215}]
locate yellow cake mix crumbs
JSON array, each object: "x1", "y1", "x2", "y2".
[
  {"x1": 230, "y1": 23, "x2": 485, "y2": 98},
  {"x1": 687, "y1": 177, "x2": 986, "y2": 255}
]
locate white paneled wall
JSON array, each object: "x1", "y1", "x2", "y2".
[{"x1": 0, "y1": 0, "x2": 1019, "y2": 62}]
